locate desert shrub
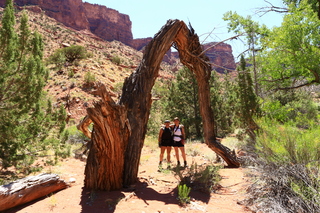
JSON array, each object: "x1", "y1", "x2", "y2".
[
  {"x1": 243, "y1": 118, "x2": 320, "y2": 212},
  {"x1": 48, "y1": 45, "x2": 89, "y2": 67},
  {"x1": 174, "y1": 163, "x2": 222, "y2": 194},
  {"x1": 255, "y1": 119, "x2": 320, "y2": 165},
  {"x1": 177, "y1": 184, "x2": 191, "y2": 206},
  {"x1": 84, "y1": 71, "x2": 96, "y2": 84},
  {"x1": 111, "y1": 55, "x2": 121, "y2": 65},
  {"x1": 112, "y1": 82, "x2": 123, "y2": 96},
  {"x1": 261, "y1": 90, "x2": 318, "y2": 127}
]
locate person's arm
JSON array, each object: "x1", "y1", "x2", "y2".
[
  {"x1": 181, "y1": 125, "x2": 186, "y2": 140},
  {"x1": 158, "y1": 128, "x2": 163, "y2": 144}
]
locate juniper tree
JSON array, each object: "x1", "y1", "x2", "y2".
[
  {"x1": 0, "y1": 0, "x2": 69, "y2": 172},
  {"x1": 235, "y1": 55, "x2": 259, "y2": 134}
]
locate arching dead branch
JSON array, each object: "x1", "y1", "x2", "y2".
[{"x1": 79, "y1": 19, "x2": 239, "y2": 191}]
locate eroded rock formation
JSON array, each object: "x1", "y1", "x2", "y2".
[
  {"x1": 203, "y1": 42, "x2": 236, "y2": 73},
  {"x1": 0, "y1": 0, "x2": 236, "y2": 70}
]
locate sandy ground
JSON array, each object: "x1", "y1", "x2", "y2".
[{"x1": 3, "y1": 142, "x2": 251, "y2": 213}]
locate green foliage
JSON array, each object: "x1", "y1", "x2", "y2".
[
  {"x1": 111, "y1": 55, "x2": 121, "y2": 65},
  {"x1": 210, "y1": 71, "x2": 238, "y2": 136},
  {"x1": 261, "y1": 90, "x2": 318, "y2": 126},
  {"x1": 147, "y1": 80, "x2": 171, "y2": 136},
  {"x1": 177, "y1": 184, "x2": 191, "y2": 206},
  {"x1": 234, "y1": 55, "x2": 259, "y2": 130},
  {"x1": 84, "y1": 71, "x2": 96, "y2": 84},
  {"x1": 258, "y1": 1, "x2": 320, "y2": 90},
  {"x1": 256, "y1": 119, "x2": 320, "y2": 164},
  {"x1": 175, "y1": 163, "x2": 221, "y2": 194},
  {"x1": 166, "y1": 67, "x2": 202, "y2": 138},
  {"x1": 251, "y1": 117, "x2": 320, "y2": 211},
  {"x1": 48, "y1": 45, "x2": 89, "y2": 68},
  {"x1": 0, "y1": 1, "x2": 68, "y2": 172}
]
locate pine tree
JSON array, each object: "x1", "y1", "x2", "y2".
[
  {"x1": 166, "y1": 67, "x2": 202, "y2": 138},
  {"x1": 235, "y1": 55, "x2": 259, "y2": 132},
  {"x1": 210, "y1": 71, "x2": 238, "y2": 136},
  {"x1": 0, "y1": 0, "x2": 69, "y2": 172}
]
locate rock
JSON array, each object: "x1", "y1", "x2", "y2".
[
  {"x1": 202, "y1": 42, "x2": 236, "y2": 73},
  {"x1": 68, "y1": 178, "x2": 76, "y2": 183},
  {"x1": 0, "y1": 0, "x2": 236, "y2": 70}
]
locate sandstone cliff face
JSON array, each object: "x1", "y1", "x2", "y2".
[
  {"x1": 0, "y1": 0, "x2": 89, "y2": 30},
  {"x1": 0, "y1": 0, "x2": 133, "y2": 45},
  {"x1": 83, "y1": 2, "x2": 132, "y2": 46},
  {"x1": 131, "y1": 37, "x2": 152, "y2": 51},
  {"x1": 0, "y1": 0, "x2": 236, "y2": 70},
  {"x1": 202, "y1": 42, "x2": 236, "y2": 73}
]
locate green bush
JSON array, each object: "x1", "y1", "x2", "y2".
[
  {"x1": 175, "y1": 163, "x2": 221, "y2": 194},
  {"x1": 178, "y1": 184, "x2": 191, "y2": 206},
  {"x1": 48, "y1": 45, "x2": 89, "y2": 67},
  {"x1": 261, "y1": 90, "x2": 318, "y2": 126},
  {"x1": 255, "y1": 119, "x2": 320, "y2": 165},
  {"x1": 111, "y1": 55, "x2": 121, "y2": 65},
  {"x1": 84, "y1": 71, "x2": 96, "y2": 84},
  {"x1": 247, "y1": 118, "x2": 320, "y2": 212}
]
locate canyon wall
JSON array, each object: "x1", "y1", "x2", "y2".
[{"x1": 0, "y1": 0, "x2": 236, "y2": 71}]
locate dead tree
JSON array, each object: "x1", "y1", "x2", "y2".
[
  {"x1": 0, "y1": 173, "x2": 68, "y2": 211},
  {"x1": 78, "y1": 19, "x2": 239, "y2": 191}
]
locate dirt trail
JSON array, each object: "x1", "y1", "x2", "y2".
[{"x1": 4, "y1": 143, "x2": 251, "y2": 213}]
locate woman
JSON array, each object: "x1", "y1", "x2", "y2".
[
  {"x1": 172, "y1": 117, "x2": 187, "y2": 167},
  {"x1": 158, "y1": 120, "x2": 173, "y2": 169}
]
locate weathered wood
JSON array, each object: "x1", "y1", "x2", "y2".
[
  {"x1": 121, "y1": 20, "x2": 185, "y2": 185},
  {"x1": 84, "y1": 83, "x2": 130, "y2": 190},
  {"x1": 0, "y1": 173, "x2": 68, "y2": 211},
  {"x1": 79, "y1": 19, "x2": 240, "y2": 191},
  {"x1": 173, "y1": 22, "x2": 240, "y2": 168}
]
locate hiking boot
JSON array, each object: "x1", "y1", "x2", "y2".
[
  {"x1": 184, "y1": 161, "x2": 188, "y2": 168},
  {"x1": 177, "y1": 161, "x2": 181, "y2": 167}
]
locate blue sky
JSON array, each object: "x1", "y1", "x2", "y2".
[{"x1": 85, "y1": 0, "x2": 286, "y2": 57}]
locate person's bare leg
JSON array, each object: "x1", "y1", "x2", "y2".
[
  {"x1": 174, "y1": 146, "x2": 180, "y2": 165},
  {"x1": 159, "y1": 146, "x2": 166, "y2": 165},
  {"x1": 179, "y1": 147, "x2": 187, "y2": 166},
  {"x1": 166, "y1": 146, "x2": 172, "y2": 162}
]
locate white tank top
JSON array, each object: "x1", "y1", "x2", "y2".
[{"x1": 173, "y1": 125, "x2": 182, "y2": 141}]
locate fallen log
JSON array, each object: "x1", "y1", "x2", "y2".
[{"x1": 0, "y1": 173, "x2": 69, "y2": 211}]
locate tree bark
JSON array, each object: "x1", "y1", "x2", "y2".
[
  {"x1": 173, "y1": 23, "x2": 240, "y2": 167},
  {"x1": 82, "y1": 84, "x2": 130, "y2": 190},
  {"x1": 0, "y1": 173, "x2": 68, "y2": 211},
  {"x1": 79, "y1": 19, "x2": 240, "y2": 191}
]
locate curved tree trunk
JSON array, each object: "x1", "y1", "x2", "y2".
[
  {"x1": 78, "y1": 19, "x2": 240, "y2": 191},
  {"x1": 173, "y1": 23, "x2": 240, "y2": 168}
]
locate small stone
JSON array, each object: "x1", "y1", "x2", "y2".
[{"x1": 69, "y1": 178, "x2": 76, "y2": 183}]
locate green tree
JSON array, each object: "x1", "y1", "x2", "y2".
[
  {"x1": 48, "y1": 45, "x2": 89, "y2": 68},
  {"x1": 223, "y1": 11, "x2": 269, "y2": 95},
  {"x1": 210, "y1": 71, "x2": 238, "y2": 136},
  {"x1": 235, "y1": 55, "x2": 259, "y2": 132},
  {"x1": 258, "y1": 1, "x2": 320, "y2": 90},
  {"x1": 166, "y1": 67, "x2": 202, "y2": 138},
  {"x1": 0, "y1": 0, "x2": 69, "y2": 172},
  {"x1": 283, "y1": 0, "x2": 320, "y2": 19}
]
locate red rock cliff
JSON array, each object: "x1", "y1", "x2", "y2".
[
  {"x1": 0, "y1": 0, "x2": 89, "y2": 30},
  {"x1": 0, "y1": 0, "x2": 236, "y2": 69},
  {"x1": 202, "y1": 42, "x2": 236, "y2": 73},
  {"x1": 0, "y1": 0, "x2": 133, "y2": 45},
  {"x1": 83, "y1": 2, "x2": 133, "y2": 46}
]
